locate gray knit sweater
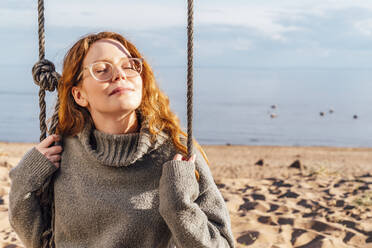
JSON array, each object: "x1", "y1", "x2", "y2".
[{"x1": 8, "y1": 118, "x2": 235, "y2": 248}]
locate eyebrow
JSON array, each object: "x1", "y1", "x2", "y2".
[{"x1": 92, "y1": 57, "x2": 133, "y2": 64}]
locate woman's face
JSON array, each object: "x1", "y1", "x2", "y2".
[{"x1": 72, "y1": 39, "x2": 143, "y2": 118}]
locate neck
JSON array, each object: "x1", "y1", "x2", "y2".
[{"x1": 90, "y1": 110, "x2": 139, "y2": 134}]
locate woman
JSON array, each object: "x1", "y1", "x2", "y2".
[{"x1": 8, "y1": 31, "x2": 235, "y2": 248}]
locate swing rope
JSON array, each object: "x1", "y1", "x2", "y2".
[
  {"x1": 186, "y1": 0, "x2": 194, "y2": 158},
  {"x1": 32, "y1": 0, "x2": 60, "y2": 247},
  {"x1": 31, "y1": 0, "x2": 194, "y2": 246},
  {"x1": 32, "y1": 0, "x2": 61, "y2": 141}
]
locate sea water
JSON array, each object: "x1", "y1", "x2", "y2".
[{"x1": 1, "y1": 65, "x2": 372, "y2": 147}]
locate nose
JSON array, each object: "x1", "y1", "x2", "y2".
[{"x1": 112, "y1": 65, "x2": 127, "y2": 82}]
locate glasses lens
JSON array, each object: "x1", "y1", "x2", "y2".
[
  {"x1": 92, "y1": 62, "x2": 113, "y2": 81},
  {"x1": 121, "y1": 58, "x2": 142, "y2": 77}
]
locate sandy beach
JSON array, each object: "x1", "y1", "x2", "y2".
[{"x1": 0, "y1": 142, "x2": 371, "y2": 247}]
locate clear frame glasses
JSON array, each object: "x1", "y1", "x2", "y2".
[{"x1": 78, "y1": 57, "x2": 144, "y2": 82}]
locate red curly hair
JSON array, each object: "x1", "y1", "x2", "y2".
[{"x1": 56, "y1": 31, "x2": 209, "y2": 180}]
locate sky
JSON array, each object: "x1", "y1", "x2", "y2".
[
  {"x1": 2, "y1": 0, "x2": 372, "y2": 68},
  {"x1": 1, "y1": 0, "x2": 372, "y2": 146}
]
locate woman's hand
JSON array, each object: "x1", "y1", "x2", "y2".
[
  {"x1": 173, "y1": 154, "x2": 196, "y2": 163},
  {"x1": 35, "y1": 134, "x2": 63, "y2": 168}
]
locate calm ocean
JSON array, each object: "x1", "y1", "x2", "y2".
[{"x1": 1, "y1": 65, "x2": 372, "y2": 147}]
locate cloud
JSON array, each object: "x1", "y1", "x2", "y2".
[
  {"x1": 196, "y1": 4, "x2": 302, "y2": 41},
  {"x1": 232, "y1": 38, "x2": 254, "y2": 51},
  {"x1": 0, "y1": 8, "x2": 35, "y2": 27},
  {"x1": 37, "y1": 1, "x2": 186, "y2": 29},
  {"x1": 195, "y1": 0, "x2": 372, "y2": 42},
  {"x1": 4, "y1": 0, "x2": 372, "y2": 68},
  {"x1": 355, "y1": 19, "x2": 372, "y2": 36},
  {"x1": 3, "y1": 0, "x2": 372, "y2": 43},
  {"x1": 1, "y1": 0, "x2": 33, "y2": 9}
]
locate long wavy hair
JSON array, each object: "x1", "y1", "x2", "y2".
[{"x1": 56, "y1": 31, "x2": 209, "y2": 179}]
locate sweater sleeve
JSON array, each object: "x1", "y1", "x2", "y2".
[
  {"x1": 159, "y1": 147, "x2": 235, "y2": 248},
  {"x1": 8, "y1": 147, "x2": 59, "y2": 248}
]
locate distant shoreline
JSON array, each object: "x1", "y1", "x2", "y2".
[{"x1": 1, "y1": 141, "x2": 371, "y2": 149}]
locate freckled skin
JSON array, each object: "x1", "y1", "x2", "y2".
[{"x1": 74, "y1": 39, "x2": 143, "y2": 120}]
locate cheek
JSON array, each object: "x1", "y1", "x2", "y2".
[
  {"x1": 135, "y1": 77, "x2": 143, "y2": 89},
  {"x1": 135, "y1": 78, "x2": 143, "y2": 96},
  {"x1": 84, "y1": 80, "x2": 109, "y2": 102}
]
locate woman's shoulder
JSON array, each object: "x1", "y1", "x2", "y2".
[
  {"x1": 157, "y1": 131, "x2": 204, "y2": 156},
  {"x1": 61, "y1": 134, "x2": 79, "y2": 145},
  {"x1": 147, "y1": 131, "x2": 185, "y2": 166},
  {"x1": 59, "y1": 134, "x2": 84, "y2": 156}
]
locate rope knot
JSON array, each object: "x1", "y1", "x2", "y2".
[{"x1": 32, "y1": 59, "x2": 61, "y2": 91}]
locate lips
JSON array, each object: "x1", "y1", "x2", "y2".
[{"x1": 109, "y1": 86, "x2": 134, "y2": 96}]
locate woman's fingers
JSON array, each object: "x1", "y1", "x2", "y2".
[
  {"x1": 37, "y1": 145, "x2": 63, "y2": 157},
  {"x1": 173, "y1": 154, "x2": 183, "y2": 160},
  {"x1": 46, "y1": 145, "x2": 63, "y2": 155},
  {"x1": 35, "y1": 134, "x2": 63, "y2": 168},
  {"x1": 53, "y1": 162, "x2": 60, "y2": 168},
  {"x1": 48, "y1": 154, "x2": 61, "y2": 163},
  {"x1": 173, "y1": 154, "x2": 196, "y2": 163},
  {"x1": 39, "y1": 134, "x2": 60, "y2": 149}
]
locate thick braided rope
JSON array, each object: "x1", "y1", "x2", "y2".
[
  {"x1": 33, "y1": 0, "x2": 59, "y2": 247},
  {"x1": 35, "y1": 174, "x2": 56, "y2": 248},
  {"x1": 37, "y1": 0, "x2": 47, "y2": 141},
  {"x1": 187, "y1": 0, "x2": 194, "y2": 158},
  {"x1": 38, "y1": 0, "x2": 45, "y2": 60},
  {"x1": 34, "y1": 0, "x2": 61, "y2": 140},
  {"x1": 32, "y1": 59, "x2": 61, "y2": 136}
]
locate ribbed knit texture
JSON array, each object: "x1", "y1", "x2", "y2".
[
  {"x1": 8, "y1": 114, "x2": 235, "y2": 248},
  {"x1": 92, "y1": 128, "x2": 140, "y2": 166}
]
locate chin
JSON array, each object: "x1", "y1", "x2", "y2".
[{"x1": 117, "y1": 103, "x2": 141, "y2": 113}]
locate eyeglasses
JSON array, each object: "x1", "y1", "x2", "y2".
[{"x1": 78, "y1": 57, "x2": 144, "y2": 82}]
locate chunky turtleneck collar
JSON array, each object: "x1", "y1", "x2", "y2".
[
  {"x1": 92, "y1": 129, "x2": 140, "y2": 166},
  {"x1": 77, "y1": 111, "x2": 169, "y2": 167}
]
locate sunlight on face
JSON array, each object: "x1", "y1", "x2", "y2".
[{"x1": 77, "y1": 39, "x2": 143, "y2": 118}]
